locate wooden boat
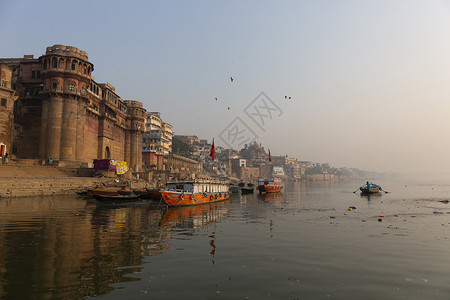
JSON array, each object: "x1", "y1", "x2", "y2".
[
  {"x1": 161, "y1": 179, "x2": 231, "y2": 207},
  {"x1": 359, "y1": 182, "x2": 382, "y2": 194},
  {"x1": 229, "y1": 185, "x2": 239, "y2": 194},
  {"x1": 87, "y1": 188, "x2": 122, "y2": 197},
  {"x1": 257, "y1": 178, "x2": 283, "y2": 193},
  {"x1": 240, "y1": 187, "x2": 254, "y2": 194},
  {"x1": 133, "y1": 188, "x2": 162, "y2": 200},
  {"x1": 95, "y1": 192, "x2": 141, "y2": 202}
]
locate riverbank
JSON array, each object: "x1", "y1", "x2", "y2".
[{"x1": 0, "y1": 165, "x2": 146, "y2": 198}]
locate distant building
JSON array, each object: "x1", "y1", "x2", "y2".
[
  {"x1": 239, "y1": 167, "x2": 260, "y2": 181},
  {"x1": 273, "y1": 167, "x2": 285, "y2": 176},
  {"x1": 143, "y1": 112, "x2": 173, "y2": 155}
]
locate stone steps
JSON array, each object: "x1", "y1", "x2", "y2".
[{"x1": 0, "y1": 177, "x2": 111, "y2": 198}]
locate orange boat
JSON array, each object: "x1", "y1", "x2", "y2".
[
  {"x1": 161, "y1": 179, "x2": 231, "y2": 206},
  {"x1": 257, "y1": 178, "x2": 283, "y2": 193}
]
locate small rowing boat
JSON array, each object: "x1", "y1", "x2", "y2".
[{"x1": 359, "y1": 181, "x2": 382, "y2": 194}]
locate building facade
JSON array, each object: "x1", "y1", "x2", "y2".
[
  {"x1": 0, "y1": 64, "x2": 18, "y2": 158},
  {"x1": 143, "y1": 112, "x2": 173, "y2": 155},
  {"x1": 0, "y1": 45, "x2": 145, "y2": 171}
]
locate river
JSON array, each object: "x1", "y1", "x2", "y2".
[{"x1": 0, "y1": 178, "x2": 450, "y2": 299}]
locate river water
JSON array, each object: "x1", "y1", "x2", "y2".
[{"x1": 1, "y1": 178, "x2": 450, "y2": 299}]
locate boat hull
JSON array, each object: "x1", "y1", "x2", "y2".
[
  {"x1": 359, "y1": 188, "x2": 381, "y2": 194},
  {"x1": 161, "y1": 191, "x2": 231, "y2": 206},
  {"x1": 95, "y1": 193, "x2": 141, "y2": 202},
  {"x1": 257, "y1": 184, "x2": 283, "y2": 193},
  {"x1": 240, "y1": 187, "x2": 254, "y2": 194}
]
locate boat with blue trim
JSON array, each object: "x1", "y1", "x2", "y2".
[{"x1": 359, "y1": 181, "x2": 382, "y2": 194}]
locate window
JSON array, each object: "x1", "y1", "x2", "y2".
[
  {"x1": 71, "y1": 62, "x2": 76, "y2": 70},
  {"x1": 53, "y1": 82, "x2": 57, "y2": 89},
  {"x1": 37, "y1": 71, "x2": 40, "y2": 78},
  {"x1": 1, "y1": 98, "x2": 6, "y2": 107},
  {"x1": 69, "y1": 84, "x2": 75, "y2": 91},
  {"x1": 43, "y1": 59, "x2": 47, "y2": 69},
  {"x1": 52, "y1": 58, "x2": 57, "y2": 68},
  {"x1": 32, "y1": 71, "x2": 35, "y2": 78}
]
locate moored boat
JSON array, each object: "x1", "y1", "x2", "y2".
[
  {"x1": 161, "y1": 179, "x2": 231, "y2": 207},
  {"x1": 95, "y1": 192, "x2": 141, "y2": 202},
  {"x1": 257, "y1": 178, "x2": 283, "y2": 193},
  {"x1": 240, "y1": 187, "x2": 254, "y2": 194},
  {"x1": 359, "y1": 181, "x2": 382, "y2": 194},
  {"x1": 229, "y1": 184, "x2": 239, "y2": 194},
  {"x1": 133, "y1": 188, "x2": 162, "y2": 200}
]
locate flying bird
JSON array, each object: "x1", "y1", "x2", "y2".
[
  {"x1": 215, "y1": 98, "x2": 218, "y2": 101},
  {"x1": 228, "y1": 107, "x2": 230, "y2": 110},
  {"x1": 230, "y1": 77, "x2": 234, "y2": 82}
]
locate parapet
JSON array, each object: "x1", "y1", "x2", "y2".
[
  {"x1": 45, "y1": 44, "x2": 89, "y2": 61},
  {"x1": 124, "y1": 100, "x2": 143, "y2": 108}
]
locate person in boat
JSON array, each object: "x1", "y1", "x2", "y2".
[{"x1": 366, "y1": 181, "x2": 370, "y2": 189}]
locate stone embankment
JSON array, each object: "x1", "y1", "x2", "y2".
[{"x1": 0, "y1": 165, "x2": 131, "y2": 198}]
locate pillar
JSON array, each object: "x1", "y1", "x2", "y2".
[
  {"x1": 46, "y1": 97, "x2": 63, "y2": 159},
  {"x1": 60, "y1": 98, "x2": 77, "y2": 160}
]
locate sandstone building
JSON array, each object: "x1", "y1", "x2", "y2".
[
  {"x1": 0, "y1": 45, "x2": 145, "y2": 171},
  {"x1": 0, "y1": 64, "x2": 18, "y2": 157}
]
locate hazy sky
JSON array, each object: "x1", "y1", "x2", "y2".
[{"x1": 1, "y1": 0, "x2": 450, "y2": 173}]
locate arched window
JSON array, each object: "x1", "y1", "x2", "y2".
[
  {"x1": 87, "y1": 66, "x2": 90, "y2": 74},
  {"x1": 83, "y1": 64, "x2": 87, "y2": 74},
  {"x1": 71, "y1": 60, "x2": 77, "y2": 71},
  {"x1": 66, "y1": 59, "x2": 71, "y2": 70},
  {"x1": 58, "y1": 58, "x2": 64, "y2": 68},
  {"x1": 43, "y1": 59, "x2": 47, "y2": 69},
  {"x1": 52, "y1": 57, "x2": 57, "y2": 68}
]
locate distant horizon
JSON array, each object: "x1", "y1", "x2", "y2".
[{"x1": 2, "y1": 0, "x2": 450, "y2": 174}]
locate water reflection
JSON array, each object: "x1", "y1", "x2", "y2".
[
  {"x1": 160, "y1": 200, "x2": 230, "y2": 229},
  {"x1": 0, "y1": 196, "x2": 167, "y2": 299},
  {"x1": 0, "y1": 196, "x2": 233, "y2": 299},
  {"x1": 359, "y1": 192, "x2": 383, "y2": 202},
  {"x1": 261, "y1": 192, "x2": 283, "y2": 204}
]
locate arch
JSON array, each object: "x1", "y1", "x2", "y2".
[
  {"x1": 58, "y1": 58, "x2": 64, "y2": 68},
  {"x1": 52, "y1": 57, "x2": 57, "y2": 68},
  {"x1": 43, "y1": 59, "x2": 47, "y2": 69},
  {"x1": 105, "y1": 146, "x2": 111, "y2": 159},
  {"x1": 71, "y1": 60, "x2": 77, "y2": 71},
  {"x1": 78, "y1": 62, "x2": 82, "y2": 73},
  {"x1": 66, "y1": 59, "x2": 71, "y2": 70}
]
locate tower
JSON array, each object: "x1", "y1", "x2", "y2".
[
  {"x1": 39, "y1": 45, "x2": 94, "y2": 162},
  {"x1": 124, "y1": 100, "x2": 145, "y2": 172}
]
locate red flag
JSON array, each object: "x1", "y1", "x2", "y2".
[
  {"x1": 210, "y1": 138, "x2": 215, "y2": 161},
  {"x1": 269, "y1": 149, "x2": 272, "y2": 162}
]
